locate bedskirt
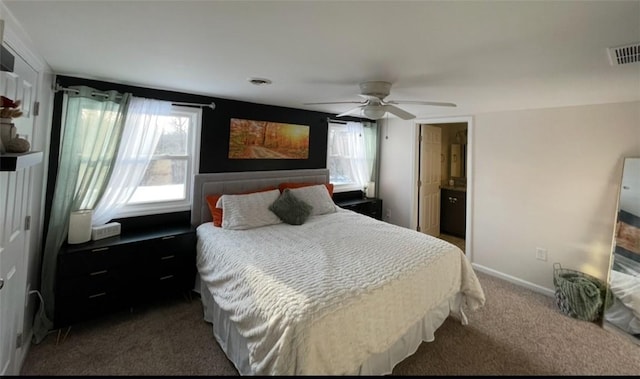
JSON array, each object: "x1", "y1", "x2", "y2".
[{"x1": 198, "y1": 276, "x2": 467, "y2": 376}]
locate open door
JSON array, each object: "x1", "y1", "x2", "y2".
[{"x1": 417, "y1": 124, "x2": 441, "y2": 236}]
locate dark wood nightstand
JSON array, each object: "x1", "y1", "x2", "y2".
[
  {"x1": 335, "y1": 197, "x2": 383, "y2": 220},
  {"x1": 54, "y1": 225, "x2": 196, "y2": 329}
]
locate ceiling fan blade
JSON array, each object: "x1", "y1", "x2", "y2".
[
  {"x1": 303, "y1": 101, "x2": 364, "y2": 105},
  {"x1": 383, "y1": 104, "x2": 415, "y2": 120},
  {"x1": 387, "y1": 100, "x2": 457, "y2": 108},
  {"x1": 336, "y1": 105, "x2": 366, "y2": 118}
]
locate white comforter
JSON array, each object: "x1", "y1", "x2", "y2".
[
  {"x1": 196, "y1": 208, "x2": 485, "y2": 375},
  {"x1": 606, "y1": 269, "x2": 640, "y2": 334}
]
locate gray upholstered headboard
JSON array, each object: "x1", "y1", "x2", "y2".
[{"x1": 191, "y1": 169, "x2": 330, "y2": 227}]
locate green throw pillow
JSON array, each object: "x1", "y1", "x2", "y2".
[{"x1": 269, "y1": 188, "x2": 313, "y2": 225}]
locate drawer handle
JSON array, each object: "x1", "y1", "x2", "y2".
[
  {"x1": 160, "y1": 255, "x2": 175, "y2": 260},
  {"x1": 88, "y1": 292, "x2": 107, "y2": 299},
  {"x1": 91, "y1": 247, "x2": 109, "y2": 253},
  {"x1": 159, "y1": 275, "x2": 174, "y2": 281},
  {"x1": 89, "y1": 270, "x2": 108, "y2": 276},
  {"x1": 161, "y1": 236, "x2": 176, "y2": 240}
]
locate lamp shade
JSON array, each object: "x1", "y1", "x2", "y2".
[
  {"x1": 68, "y1": 210, "x2": 93, "y2": 244},
  {"x1": 365, "y1": 181, "x2": 376, "y2": 198}
]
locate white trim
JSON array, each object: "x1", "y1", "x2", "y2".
[
  {"x1": 413, "y1": 116, "x2": 474, "y2": 262},
  {"x1": 472, "y1": 263, "x2": 555, "y2": 297},
  {"x1": 326, "y1": 119, "x2": 376, "y2": 194},
  {"x1": 114, "y1": 105, "x2": 202, "y2": 219},
  {"x1": 0, "y1": 3, "x2": 49, "y2": 73}
]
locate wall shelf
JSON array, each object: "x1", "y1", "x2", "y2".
[{"x1": 0, "y1": 151, "x2": 43, "y2": 171}]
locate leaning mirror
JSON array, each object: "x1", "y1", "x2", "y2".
[{"x1": 603, "y1": 157, "x2": 640, "y2": 344}]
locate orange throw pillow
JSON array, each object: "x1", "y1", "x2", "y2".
[
  {"x1": 206, "y1": 194, "x2": 224, "y2": 227},
  {"x1": 206, "y1": 186, "x2": 278, "y2": 227},
  {"x1": 278, "y1": 182, "x2": 334, "y2": 197}
]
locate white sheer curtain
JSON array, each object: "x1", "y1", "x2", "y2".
[
  {"x1": 327, "y1": 121, "x2": 376, "y2": 191},
  {"x1": 345, "y1": 121, "x2": 372, "y2": 188},
  {"x1": 34, "y1": 86, "x2": 130, "y2": 343},
  {"x1": 91, "y1": 97, "x2": 172, "y2": 225}
]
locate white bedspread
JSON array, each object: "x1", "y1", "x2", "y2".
[
  {"x1": 606, "y1": 269, "x2": 640, "y2": 334},
  {"x1": 196, "y1": 208, "x2": 485, "y2": 375}
]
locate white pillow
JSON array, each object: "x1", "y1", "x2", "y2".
[
  {"x1": 216, "y1": 189, "x2": 282, "y2": 230},
  {"x1": 289, "y1": 184, "x2": 336, "y2": 216}
]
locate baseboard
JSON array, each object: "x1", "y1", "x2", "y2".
[
  {"x1": 472, "y1": 263, "x2": 555, "y2": 298},
  {"x1": 16, "y1": 329, "x2": 33, "y2": 375}
]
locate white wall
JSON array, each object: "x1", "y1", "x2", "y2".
[
  {"x1": 378, "y1": 117, "x2": 417, "y2": 227},
  {"x1": 379, "y1": 101, "x2": 640, "y2": 293}
]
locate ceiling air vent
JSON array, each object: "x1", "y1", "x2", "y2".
[{"x1": 608, "y1": 43, "x2": 640, "y2": 65}]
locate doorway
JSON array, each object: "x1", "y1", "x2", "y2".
[{"x1": 415, "y1": 117, "x2": 473, "y2": 257}]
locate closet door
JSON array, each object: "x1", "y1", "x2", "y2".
[
  {"x1": 0, "y1": 170, "x2": 29, "y2": 375},
  {"x1": 0, "y1": 46, "x2": 38, "y2": 376}
]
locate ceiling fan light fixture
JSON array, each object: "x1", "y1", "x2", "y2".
[{"x1": 362, "y1": 105, "x2": 386, "y2": 120}]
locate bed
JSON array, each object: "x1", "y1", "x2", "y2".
[{"x1": 190, "y1": 169, "x2": 486, "y2": 375}]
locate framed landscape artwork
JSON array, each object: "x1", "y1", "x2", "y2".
[{"x1": 228, "y1": 118, "x2": 310, "y2": 159}]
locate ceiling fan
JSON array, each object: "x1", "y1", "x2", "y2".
[{"x1": 304, "y1": 81, "x2": 457, "y2": 120}]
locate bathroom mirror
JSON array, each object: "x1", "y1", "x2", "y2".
[
  {"x1": 450, "y1": 143, "x2": 466, "y2": 179},
  {"x1": 603, "y1": 157, "x2": 640, "y2": 344}
]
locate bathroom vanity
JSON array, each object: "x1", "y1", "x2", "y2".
[{"x1": 440, "y1": 186, "x2": 466, "y2": 238}]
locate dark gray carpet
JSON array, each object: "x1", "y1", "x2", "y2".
[{"x1": 20, "y1": 271, "x2": 640, "y2": 375}]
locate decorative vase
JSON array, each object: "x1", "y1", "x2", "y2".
[
  {"x1": 6, "y1": 134, "x2": 31, "y2": 153},
  {"x1": 0, "y1": 119, "x2": 17, "y2": 153}
]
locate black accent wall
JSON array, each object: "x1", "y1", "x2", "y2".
[
  {"x1": 44, "y1": 75, "x2": 366, "y2": 235},
  {"x1": 202, "y1": 97, "x2": 330, "y2": 172},
  {"x1": 52, "y1": 75, "x2": 364, "y2": 173}
]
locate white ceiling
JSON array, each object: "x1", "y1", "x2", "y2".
[{"x1": 3, "y1": 0, "x2": 640, "y2": 119}]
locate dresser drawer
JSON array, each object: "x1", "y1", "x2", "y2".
[
  {"x1": 58, "y1": 245, "x2": 131, "y2": 278},
  {"x1": 56, "y1": 289, "x2": 129, "y2": 326},
  {"x1": 148, "y1": 270, "x2": 195, "y2": 295},
  {"x1": 56, "y1": 267, "x2": 129, "y2": 301},
  {"x1": 139, "y1": 233, "x2": 196, "y2": 293}
]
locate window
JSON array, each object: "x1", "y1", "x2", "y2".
[
  {"x1": 116, "y1": 106, "x2": 201, "y2": 217},
  {"x1": 326, "y1": 120, "x2": 378, "y2": 193}
]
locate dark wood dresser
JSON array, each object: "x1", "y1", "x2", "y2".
[{"x1": 54, "y1": 224, "x2": 196, "y2": 328}]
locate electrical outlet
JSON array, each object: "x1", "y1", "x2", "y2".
[
  {"x1": 385, "y1": 209, "x2": 391, "y2": 220},
  {"x1": 536, "y1": 247, "x2": 547, "y2": 261}
]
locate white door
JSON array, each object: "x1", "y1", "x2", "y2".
[
  {"x1": 418, "y1": 124, "x2": 442, "y2": 236},
  {"x1": 0, "y1": 171, "x2": 28, "y2": 376},
  {"x1": 0, "y1": 47, "x2": 38, "y2": 376}
]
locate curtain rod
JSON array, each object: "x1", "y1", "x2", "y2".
[{"x1": 53, "y1": 83, "x2": 216, "y2": 110}]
